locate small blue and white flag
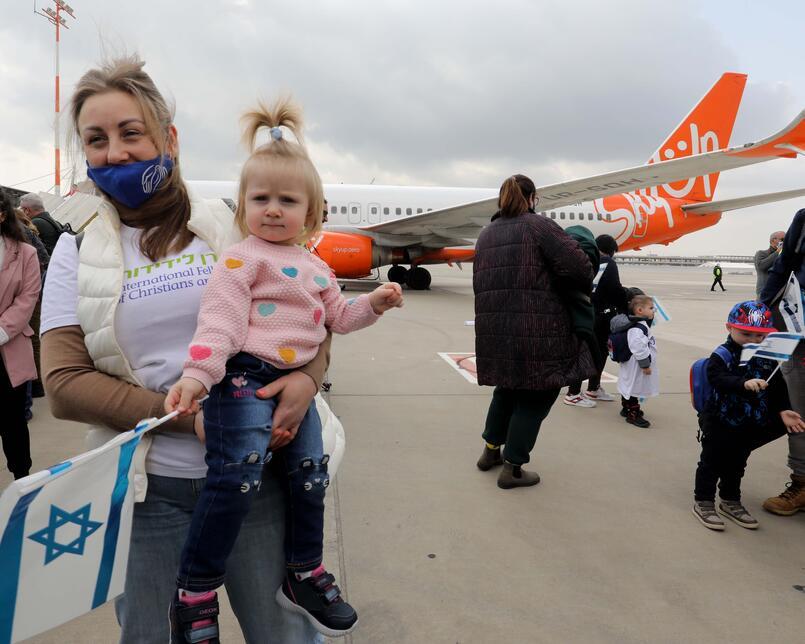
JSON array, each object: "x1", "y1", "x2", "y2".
[
  {"x1": 779, "y1": 272, "x2": 804, "y2": 335},
  {"x1": 651, "y1": 296, "x2": 671, "y2": 325},
  {"x1": 0, "y1": 414, "x2": 175, "y2": 643},
  {"x1": 739, "y1": 332, "x2": 805, "y2": 366}
]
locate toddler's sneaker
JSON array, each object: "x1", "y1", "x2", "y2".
[
  {"x1": 584, "y1": 387, "x2": 614, "y2": 402},
  {"x1": 692, "y1": 500, "x2": 725, "y2": 531},
  {"x1": 717, "y1": 499, "x2": 759, "y2": 529},
  {"x1": 563, "y1": 394, "x2": 596, "y2": 408},
  {"x1": 276, "y1": 566, "x2": 358, "y2": 637},
  {"x1": 169, "y1": 590, "x2": 220, "y2": 644}
]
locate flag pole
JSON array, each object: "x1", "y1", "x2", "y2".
[{"x1": 766, "y1": 363, "x2": 782, "y2": 382}]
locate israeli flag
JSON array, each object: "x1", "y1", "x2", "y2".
[
  {"x1": 739, "y1": 332, "x2": 805, "y2": 366},
  {"x1": 0, "y1": 415, "x2": 172, "y2": 643},
  {"x1": 651, "y1": 296, "x2": 671, "y2": 325},
  {"x1": 779, "y1": 272, "x2": 804, "y2": 335}
]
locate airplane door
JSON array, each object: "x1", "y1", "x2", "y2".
[
  {"x1": 632, "y1": 211, "x2": 648, "y2": 238},
  {"x1": 368, "y1": 202, "x2": 381, "y2": 224},
  {"x1": 348, "y1": 202, "x2": 362, "y2": 225}
]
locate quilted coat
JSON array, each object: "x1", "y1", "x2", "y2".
[{"x1": 474, "y1": 212, "x2": 596, "y2": 390}]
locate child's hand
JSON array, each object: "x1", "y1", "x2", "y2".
[
  {"x1": 744, "y1": 378, "x2": 768, "y2": 392},
  {"x1": 641, "y1": 367, "x2": 652, "y2": 375},
  {"x1": 165, "y1": 377, "x2": 208, "y2": 415},
  {"x1": 369, "y1": 282, "x2": 404, "y2": 314},
  {"x1": 781, "y1": 410, "x2": 805, "y2": 433}
]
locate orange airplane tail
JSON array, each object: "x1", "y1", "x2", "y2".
[{"x1": 646, "y1": 72, "x2": 747, "y2": 202}]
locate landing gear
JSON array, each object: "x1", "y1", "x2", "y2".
[
  {"x1": 388, "y1": 264, "x2": 408, "y2": 285},
  {"x1": 406, "y1": 266, "x2": 431, "y2": 290}
]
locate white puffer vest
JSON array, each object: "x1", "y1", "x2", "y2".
[{"x1": 77, "y1": 191, "x2": 345, "y2": 501}]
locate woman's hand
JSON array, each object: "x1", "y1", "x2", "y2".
[
  {"x1": 256, "y1": 371, "x2": 318, "y2": 449},
  {"x1": 781, "y1": 410, "x2": 805, "y2": 433},
  {"x1": 193, "y1": 411, "x2": 206, "y2": 444}
]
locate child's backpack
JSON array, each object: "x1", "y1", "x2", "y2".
[
  {"x1": 608, "y1": 323, "x2": 648, "y2": 362},
  {"x1": 689, "y1": 345, "x2": 733, "y2": 412}
]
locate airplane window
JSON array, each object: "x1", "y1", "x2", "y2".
[
  {"x1": 597, "y1": 213, "x2": 602, "y2": 220},
  {"x1": 396, "y1": 208, "x2": 402, "y2": 215},
  {"x1": 417, "y1": 208, "x2": 423, "y2": 213},
  {"x1": 384, "y1": 207, "x2": 389, "y2": 215},
  {"x1": 341, "y1": 206, "x2": 347, "y2": 214},
  {"x1": 569, "y1": 213, "x2": 575, "y2": 220},
  {"x1": 371, "y1": 207, "x2": 378, "y2": 214},
  {"x1": 330, "y1": 206, "x2": 337, "y2": 214},
  {"x1": 605, "y1": 214, "x2": 611, "y2": 221},
  {"x1": 406, "y1": 208, "x2": 412, "y2": 215},
  {"x1": 550, "y1": 212, "x2": 556, "y2": 219},
  {"x1": 351, "y1": 206, "x2": 358, "y2": 214},
  {"x1": 560, "y1": 212, "x2": 565, "y2": 220}
]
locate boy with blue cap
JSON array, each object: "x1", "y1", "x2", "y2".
[{"x1": 692, "y1": 301, "x2": 805, "y2": 530}]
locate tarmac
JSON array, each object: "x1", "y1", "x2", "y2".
[{"x1": 3, "y1": 263, "x2": 803, "y2": 644}]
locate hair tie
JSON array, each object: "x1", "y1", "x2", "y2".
[{"x1": 269, "y1": 127, "x2": 283, "y2": 141}]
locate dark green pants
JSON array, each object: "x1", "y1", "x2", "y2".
[{"x1": 482, "y1": 387, "x2": 560, "y2": 465}]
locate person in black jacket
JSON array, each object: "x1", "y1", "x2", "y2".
[
  {"x1": 19, "y1": 193, "x2": 62, "y2": 255},
  {"x1": 692, "y1": 301, "x2": 805, "y2": 531},
  {"x1": 564, "y1": 234, "x2": 627, "y2": 407},
  {"x1": 759, "y1": 207, "x2": 805, "y2": 515}
]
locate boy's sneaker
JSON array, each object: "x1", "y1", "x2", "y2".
[
  {"x1": 563, "y1": 394, "x2": 596, "y2": 408},
  {"x1": 276, "y1": 566, "x2": 358, "y2": 637},
  {"x1": 717, "y1": 500, "x2": 759, "y2": 529},
  {"x1": 585, "y1": 387, "x2": 614, "y2": 402},
  {"x1": 169, "y1": 590, "x2": 220, "y2": 644},
  {"x1": 692, "y1": 501, "x2": 725, "y2": 531},
  {"x1": 625, "y1": 409, "x2": 651, "y2": 428}
]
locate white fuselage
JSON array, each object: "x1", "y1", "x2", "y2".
[{"x1": 188, "y1": 180, "x2": 616, "y2": 239}]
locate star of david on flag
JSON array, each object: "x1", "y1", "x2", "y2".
[
  {"x1": 0, "y1": 414, "x2": 175, "y2": 644},
  {"x1": 27, "y1": 503, "x2": 103, "y2": 565}
]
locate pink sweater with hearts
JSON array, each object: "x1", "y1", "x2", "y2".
[{"x1": 183, "y1": 235, "x2": 379, "y2": 391}]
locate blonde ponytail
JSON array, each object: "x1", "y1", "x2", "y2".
[{"x1": 235, "y1": 97, "x2": 324, "y2": 243}]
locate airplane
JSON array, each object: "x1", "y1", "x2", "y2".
[
  {"x1": 12, "y1": 73, "x2": 805, "y2": 290},
  {"x1": 188, "y1": 72, "x2": 805, "y2": 289}
]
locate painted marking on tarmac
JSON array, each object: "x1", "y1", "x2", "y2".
[
  {"x1": 439, "y1": 354, "x2": 618, "y2": 386},
  {"x1": 438, "y1": 352, "x2": 477, "y2": 384}
]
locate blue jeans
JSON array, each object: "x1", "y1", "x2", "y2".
[
  {"x1": 177, "y1": 353, "x2": 329, "y2": 592},
  {"x1": 116, "y1": 474, "x2": 321, "y2": 643}
]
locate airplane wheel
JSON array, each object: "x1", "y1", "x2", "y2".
[
  {"x1": 406, "y1": 266, "x2": 431, "y2": 290},
  {"x1": 388, "y1": 265, "x2": 408, "y2": 284}
]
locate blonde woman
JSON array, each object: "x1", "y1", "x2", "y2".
[{"x1": 41, "y1": 57, "x2": 336, "y2": 643}]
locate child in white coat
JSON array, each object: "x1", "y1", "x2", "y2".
[{"x1": 610, "y1": 295, "x2": 658, "y2": 428}]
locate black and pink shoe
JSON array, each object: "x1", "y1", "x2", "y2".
[
  {"x1": 275, "y1": 566, "x2": 358, "y2": 637},
  {"x1": 169, "y1": 590, "x2": 220, "y2": 644}
]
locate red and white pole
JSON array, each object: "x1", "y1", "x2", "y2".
[{"x1": 54, "y1": 1, "x2": 61, "y2": 196}]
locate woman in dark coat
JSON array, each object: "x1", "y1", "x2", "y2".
[{"x1": 474, "y1": 174, "x2": 596, "y2": 488}]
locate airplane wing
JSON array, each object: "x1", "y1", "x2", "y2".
[
  {"x1": 352, "y1": 109, "x2": 805, "y2": 243},
  {"x1": 681, "y1": 187, "x2": 805, "y2": 215}
]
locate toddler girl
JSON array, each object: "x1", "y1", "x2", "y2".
[{"x1": 165, "y1": 98, "x2": 402, "y2": 641}]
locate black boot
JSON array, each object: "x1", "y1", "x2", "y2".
[
  {"x1": 476, "y1": 445, "x2": 503, "y2": 471},
  {"x1": 497, "y1": 462, "x2": 540, "y2": 489}
]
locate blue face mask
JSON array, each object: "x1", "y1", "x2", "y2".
[{"x1": 86, "y1": 156, "x2": 174, "y2": 209}]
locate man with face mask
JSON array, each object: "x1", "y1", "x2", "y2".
[
  {"x1": 19, "y1": 193, "x2": 62, "y2": 256},
  {"x1": 754, "y1": 230, "x2": 785, "y2": 297}
]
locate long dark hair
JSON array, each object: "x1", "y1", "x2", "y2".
[
  {"x1": 497, "y1": 174, "x2": 536, "y2": 218},
  {"x1": 0, "y1": 190, "x2": 28, "y2": 243}
]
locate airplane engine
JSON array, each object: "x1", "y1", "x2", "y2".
[{"x1": 309, "y1": 232, "x2": 375, "y2": 278}]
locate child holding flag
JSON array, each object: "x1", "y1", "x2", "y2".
[{"x1": 692, "y1": 301, "x2": 805, "y2": 530}]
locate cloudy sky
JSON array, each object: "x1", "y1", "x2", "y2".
[{"x1": 1, "y1": 0, "x2": 803, "y2": 255}]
